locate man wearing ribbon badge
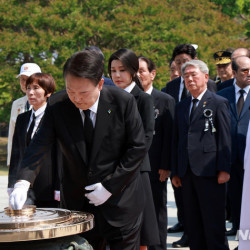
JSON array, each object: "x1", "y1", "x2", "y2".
[{"x1": 171, "y1": 59, "x2": 231, "y2": 250}]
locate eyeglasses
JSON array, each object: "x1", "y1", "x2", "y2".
[{"x1": 240, "y1": 68, "x2": 250, "y2": 75}]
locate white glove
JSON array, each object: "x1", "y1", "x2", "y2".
[
  {"x1": 7, "y1": 188, "x2": 14, "y2": 196},
  {"x1": 54, "y1": 190, "x2": 60, "y2": 201},
  {"x1": 85, "y1": 183, "x2": 112, "y2": 206},
  {"x1": 9, "y1": 180, "x2": 30, "y2": 210}
]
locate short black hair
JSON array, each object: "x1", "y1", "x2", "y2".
[
  {"x1": 172, "y1": 44, "x2": 197, "y2": 60},
  {"x1": 84, "y1": 46, "x2": 104, "y2": 62},
  {"x1": 63, "y1": 50, "x2": 104, "y2": 86},
  {"x1": 232, "y1": 59, "x2": 238, "y2": 72},
  {"x1": 138, "y1": 55, "x2": 156, "y2": 72}
]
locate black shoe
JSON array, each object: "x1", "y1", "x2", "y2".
[
  {"x1": 225, "y1": 228, "x2": 237, "y2": 236},
  {"x1": 167, "y1": 222, "x2": 184, "y2": 233},
  {"x1": 172, "y1": 234, "x2": 189, "y2": 248}
]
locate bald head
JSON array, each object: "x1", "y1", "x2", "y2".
[
  {"x1": 232, "y1": 56, "x2": 250, "y2": 88},
  {"x1": 231, "y1": 48, "x2": 250, "y2": 60}
]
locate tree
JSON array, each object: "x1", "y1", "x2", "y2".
[
  {"x1": 210, "y1": 0, "x2": 249, "y2": 17},
  {"x1": 0, "y1": 0, "x2": 248, "y2": 123},
  {"x1": 210, "y1": 0, "x2": 250, "y2": 38}
]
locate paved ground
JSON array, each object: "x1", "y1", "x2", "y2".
[{"x1": 0, "y1": 176, "x2": 238, "y2": 249}]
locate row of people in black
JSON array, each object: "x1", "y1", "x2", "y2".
[
  {"x1": 162, "y1": 44, "x2": 250, "y2": 250},
  {"x1": 8, "y1": 44, "x2": 250, "y2": 250}
]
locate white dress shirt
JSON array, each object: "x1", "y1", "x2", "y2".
[
  {"x1": 124, "y1": 81, "x2": 136, "y2": 93},
  {"x1": 234, "y1": 83, "x2": 250, "y2": 103},
  {"x1": 145, "y1": 85, "x2": 153, "y2": 95},
  {"x1": 27, "y1": 103, "x2": 47, "y2": 139},
  {"x1": 79, "y1": 92, "x2": 100, "y2": 127},
  {"x1": 189, "y1": 88, "x2": 207, "y2": 115},
  {"x1": 178, "y1": 77, "x2": 185, "y2": 102}
]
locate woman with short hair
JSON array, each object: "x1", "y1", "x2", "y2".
[{"x1": 8, "y1": 73, "x2": 60, "y2": 208}]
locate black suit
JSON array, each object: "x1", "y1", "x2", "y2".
[
  {"x1": 8, "y1": 110, "x2": 59, "y2": 207},
  {"x1": 162, "y1": 76, "x2": 217, "y2": 229},
  {"x1": 172, "y1": 90, "x2": 231, "y2": 250},
  {"x1": 18, "y1": 86, "x2": 147, "y2": 249},
  {"x1": 131, "y1": 85, "x2": 154, "y2": 171},
  {"x1": 217, "y1": 78, "x2": 234, "y2": 91},
  {"x1": 130, "y1": 85, "x2": 160, "y2": 246},
  {"x1": 103, "y1": 76, "x2": 115, "y2": 86},
  {"x1": 148, "y1": 88, "x2": 175, "y2": 250}
]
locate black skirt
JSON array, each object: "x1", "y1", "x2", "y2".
[{"x1": 140, "y1": 172, "x2": 160, "y2": 246}]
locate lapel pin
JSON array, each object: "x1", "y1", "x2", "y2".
[
  {"x1": 108, "y1": 109, "x2": 111, "y2": 114},
  {"x1": 154, "y1": 109, "x2": 159, "y2": 119},
  {"x1": 203, "y1": 101, "x2": 207, "y2": 108}
]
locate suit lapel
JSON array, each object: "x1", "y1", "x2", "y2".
[
  {"x1": 183, "y1": 96, "x2": 191, "y2": 125},
  {"x1": 131, "y1": 84, "x2": 141, "y2": 99},
  {"x1": 190, "y1": 90, "x2": 212, "y2": 123},
  {"x1": 23, "y1": 111, "x2": 32, "y2": 147},
  {"x1": 227, "y1": 86, "x2": 238, "y2": 120},
  {"x1": 151, "y1": 88, "x2": 159, "y2": 108},
  {"x1": 175, "y1": 78, "x2": 181, "y2": 103},
  {"x1": 152, "y1": 88, "x2": 161, "y2": 120},
  {"x1": 62, "y1": 98, "x2": 88, "y2": 165},
  {"x1": 151, "y1": 88, "x2": 156, "y2": 98},
  {"x1": 89, "y1": 88, "x2": 115, "y2": 166}
]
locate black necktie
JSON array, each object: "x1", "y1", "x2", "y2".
[
  {"x1": 190, "y1": 99, "x2": 198, "y2": 121},
  {"x1": 83, "y1": 109, "x2": 94, "y2": 156},
  {"x1": 26, "y1": 113, "x2": 36, "y2": 146},
  {"x1": 181, "y1": 84, "x2": 187, "y2": 101},
  {"x1": 237, "y1": 89, "x2": 245, "y2": 116},
  {"x1": 25, "y1": 101, "x2": 30, "y2": 112}
]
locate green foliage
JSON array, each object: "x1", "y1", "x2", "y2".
[
  {"x1": 210, "y1": 0, "x2": 250, "y2": 38},
  {"x1": 210, "y1": 0, "x2": 249, "y2": 17},
  {"x1": 0, "y1": 0, "x2": 249, "y2": 123}
]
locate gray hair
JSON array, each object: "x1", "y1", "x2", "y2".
[{"x1": 181, "y1": 60, "x2": 209, "y2": 76}]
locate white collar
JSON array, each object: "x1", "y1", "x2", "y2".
[
  {"x1": 235, "y1": 83, "x2": 250, "y2": 95},
  {"x1": 79, "y1": 91, "x2": 100, "y2": 114},
  {"x1": 145, "y1": 85, "x2": 153, "y2": 95},
  {"x1": 124, "y1": 82, "x2": 136, "y2": 93},
  {"x1": 191, "y1": 88, "x2": 207, "y2": 101},
  {"x1": 32, "y1": 103, "x2": 47, "y2": 117}
]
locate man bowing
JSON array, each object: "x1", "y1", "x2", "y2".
[{"x1": 10, "y1": 49, "x2": 147, "y2": 250}]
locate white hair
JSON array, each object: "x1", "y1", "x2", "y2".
[{"x1": 181, "y1": 60, "x2": 209, "y2": 76}]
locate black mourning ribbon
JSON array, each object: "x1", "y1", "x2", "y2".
[
  {"x1": 237, "y1": 89, "x2": 245, "y2": 116},
  {"x1": 26, "y1": 113, "x2": 36, "y2": 146},
  {"x1": 83, "y1": 109, "x2": 94, "y2": 157},
  {"x1": 190, "y1": 99, "x2": 199, "y2": 122}
]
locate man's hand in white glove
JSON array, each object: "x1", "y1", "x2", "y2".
[
  {"x1": 54, "y1": 190, "x2": 60, "y2": 202},
  {"x1": 9, "y1": 180, "x2": 30, "y2": 210},
  {"x1": 85, "y1": 183, "x2": 112, "y2": 206}
]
